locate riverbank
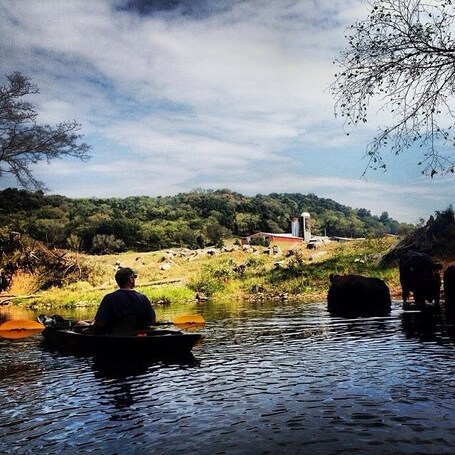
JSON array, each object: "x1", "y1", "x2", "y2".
[{"x1": 2, "y1": 236, "x2": 402, "y2": 309}]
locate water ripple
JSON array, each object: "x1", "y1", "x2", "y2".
[{"x1": 2, "y1": 301, "x2": 455, "y2": 454}]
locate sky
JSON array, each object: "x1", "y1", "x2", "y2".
[{"x1": 1, "y1": 0, "x2": 454, "y2": 224}]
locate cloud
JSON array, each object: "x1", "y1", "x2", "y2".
[{"x1": 1, "y1": 0, "x2": 453, "y2": 224}]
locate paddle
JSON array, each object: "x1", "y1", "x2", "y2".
[
  {"x1": 0, "y1": 319, "x2": 45, "y2": 339},
  {"x1": 171, "y1": 314, "x2": 205, "y2": 327},
  {"x1": 155, "y1": 314, "x2": 205, "y2": 328},
  {"x1": 76, "y1": 314, "x2": 206, "y2": 328},
  {"x1": 0, "y1": 314, "x2": 205, "y2": 339}
]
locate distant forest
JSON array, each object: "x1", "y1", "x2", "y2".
[{"x1": 0, "y1": 188, "x2": 414, "y2": 254}]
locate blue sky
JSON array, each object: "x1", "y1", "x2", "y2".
[{"x1": 1, "y1": 0, "x2": 454, "y2": 223}]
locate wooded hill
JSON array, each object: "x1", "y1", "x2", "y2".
[{"x1": 0, "y1": 188, "x2": 413, "y2": 254}]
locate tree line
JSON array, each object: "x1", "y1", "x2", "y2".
[{"x1": 0, "y1": 188, "x2": 413, "y2": 254}]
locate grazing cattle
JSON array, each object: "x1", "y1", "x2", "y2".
[
  {"x1": 327, "y1": 274, "x2": 391, "y2": 317},
  {"x1": 399, "y1": 251, "x2": 441, "y2": 308},
  {"x1": 443, "y1": 265, "x2": 455, "y2": 315}
]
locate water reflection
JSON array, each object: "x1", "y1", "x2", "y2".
[
  {"x1": 94, "y1": 354, "x2": 200, "y2": 426},
  {"x1": 401, "y1": 308, "x2": 455, "y2": 344},
  {"x1": 92, "y1": 351, "x2": 198, "y2": 379},
  {"x1": 0, "y1": 336, "x2": 44, "y2": 381},
  {"x1": 34, "y1": 344, "x2": 202, "y2": 430},
  {"x1": 2, "y1": 300, "x2": 455, "y2": 454}
]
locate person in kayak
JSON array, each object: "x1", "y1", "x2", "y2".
[{"x1": 89, "y1": 267, "x2": 156, "y2": 334}]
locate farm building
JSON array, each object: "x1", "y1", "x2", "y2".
[
  {"x1": 241, "y1": 232, "x2": 303, "y2": 246},
  {"x1": 241, "y1": 212, "x2": 311, "y2": 246}
]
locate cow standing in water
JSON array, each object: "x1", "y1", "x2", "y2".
[
  {"x1": 443, "y1": 265, "x2": 455, "y2": 317},
  {"x1": 399, "y1": 251, "x2": 441, "y2": 309},
  {"x1": 327, "y1": 274, "x2": 391, "y2": 317}
]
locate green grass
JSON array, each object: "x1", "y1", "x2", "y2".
[{"x1": 8, "y1": 237, "x2": 401, "y2": 309}]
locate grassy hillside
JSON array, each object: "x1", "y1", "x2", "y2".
[{"x1": 3, "y1": 236, "x2": 401, "y2": 309}]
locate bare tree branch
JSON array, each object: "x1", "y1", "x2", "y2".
[
  {"x1": 331, "y1": 0, "x2": 455, "y2": 177},
  {"x1": 0, "y1": 72, "x2": 92, "y2": 190}
]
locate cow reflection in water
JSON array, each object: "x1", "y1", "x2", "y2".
[
  {"x1": 401, "y1": 262, "x2": 455, "y2": 343},
  {"x1": 401, "y1": 309, "x2": 455, "y2": 344},
  {"x1": 327, "y1": 274, "x2": 391, "y2": 317}
]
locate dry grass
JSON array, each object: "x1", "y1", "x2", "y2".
[
  {"x1": 2, "y1": 238, "x2": 401, "y2": 308},
  {"x1": 8, "y1": 271, "x2": 38, "y2": 295}
]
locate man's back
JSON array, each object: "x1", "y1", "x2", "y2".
[{"x1": 94, "y1": 288, "x2": 156, "y2": 333}]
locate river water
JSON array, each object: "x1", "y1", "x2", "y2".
[{"x1": 1, "y1": 299, "x2": 455, "y2": 455}]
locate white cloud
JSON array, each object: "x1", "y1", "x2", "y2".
[{"x1": 1, "y1": 0, "x2": 453, "y2": 224}]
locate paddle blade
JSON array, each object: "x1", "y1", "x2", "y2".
[
  {"x1": 0, "y1": 320, "x2": 45, "y2": 339},
  {"x1": 173, "y1": 314, "x2": 205, "y2": 327}
]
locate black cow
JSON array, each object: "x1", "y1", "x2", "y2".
[
  {"x1": 399, "y1": 250, "x2": 441, "y2": 308},
  {"x1": 327, "y1": 274, "x2": 392, "y2": 317},
  {"x1": 443, "y1": 265, "x2": 455, "y2": 316}
]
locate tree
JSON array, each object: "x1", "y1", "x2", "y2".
[
  {"x1": 332, "y1": 0, "x2": 455, "y2": 176},
  {"x1": 0, "y1": 72, "x2": 91, "y2": 190}
]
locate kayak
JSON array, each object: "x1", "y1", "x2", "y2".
[{"x1": 38, "y1": 315, "x2": 203, "y2": 356}]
